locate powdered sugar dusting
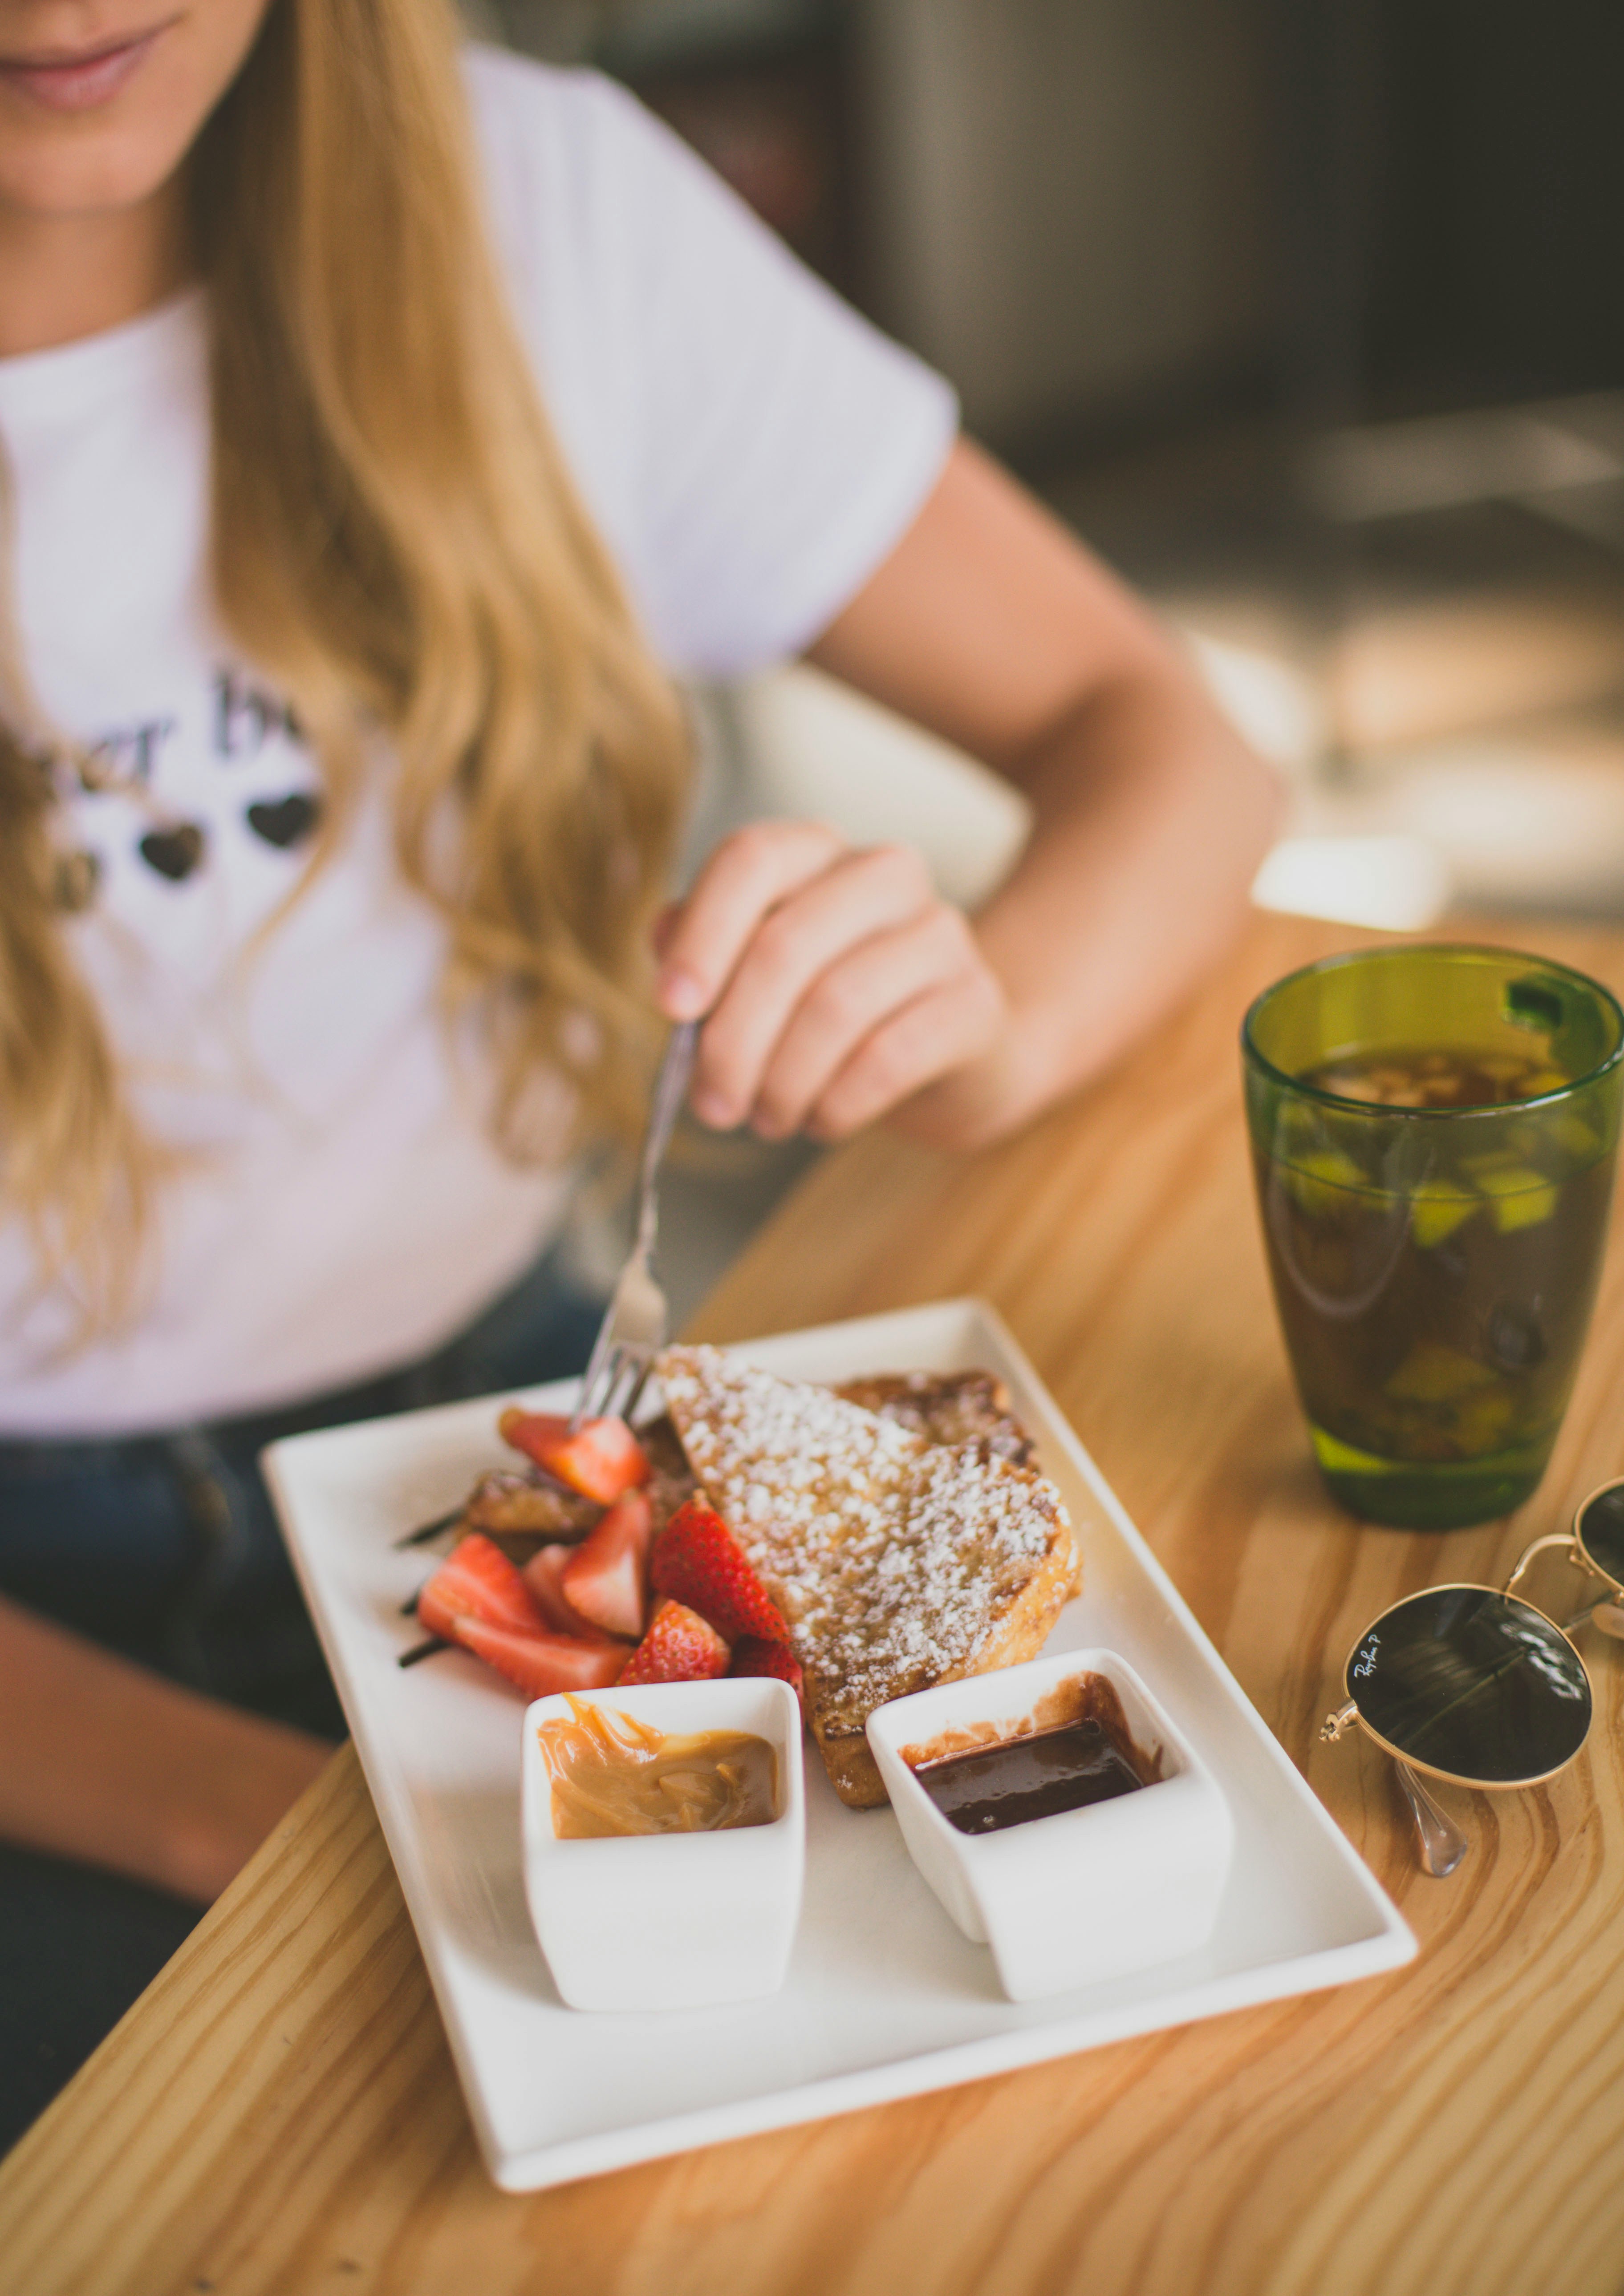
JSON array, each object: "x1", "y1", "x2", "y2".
[
  {"x1": 658, "y1": 1345, "x2": 1070, "y2": 1738},
  {"x1": 657, "y1": 1347, "x2": 923, "y2": 1613},
  {"x1": 805, "y1": 1440, "x2": 1064, "y2": 1729}
]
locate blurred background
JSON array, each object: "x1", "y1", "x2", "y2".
[{"x1": 477, "y1": 0, "x2": 1624, "y2": 1310}]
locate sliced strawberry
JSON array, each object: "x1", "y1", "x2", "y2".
[
  {"x1": 447, "y1": 1615, "x2": 626, "y2": 1699},
  {"x1": 619, "y1": 1598, "x2": 730, "y2": 1685},
  {"x1": 496, "y1": 1408, "x2": 572, "y2": 1472},
  {"x1": 728, "y1": 1635, "x2": 804, "y2": 1707},
  {"x1": 499, "y1": 1407, "x2": 650, "y2": 1504},
  {"x1": 651, "y1": 1499, "x2": 789, "y2": 1645},
  {"x1": 418, "y1": 1532, "x2": 546, "y2": 1644},
  {"x1": 522, "y1": 1542, "x2": 607, "y2": 1639},
  {"x1": 560, "y1": 1490, "x2": 654, "y2": 1640}
]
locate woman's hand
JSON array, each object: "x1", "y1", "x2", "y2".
[
  {"x1": 656, "y1": 437, "x2": 1282, "y2": 1155},
  {"x1": 654, "y1": 819, "x2": 1007, "y2": 1143}
]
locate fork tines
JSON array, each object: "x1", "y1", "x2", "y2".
[{"x1": 577, "y1": 1340, "x2": 657, "y2": 1429}]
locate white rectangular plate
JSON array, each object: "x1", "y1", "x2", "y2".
[{"x1": 265, "y1": 1299, "x2": 1414, "y2": 2192}]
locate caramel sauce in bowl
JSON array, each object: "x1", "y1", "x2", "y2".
[
  {"x1": 537, "y1": 1700, "x2": 778, "y2": 1837},
  {"x1": 520, "y1": 1677, "x2": 806, "y2": 2013}
]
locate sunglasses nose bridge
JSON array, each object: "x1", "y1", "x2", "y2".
[
  {"x1": 1503, "y1": 1530, "x2": 1580, "y2": 1599},
  {"x1": 1320, "y1": 1699, "x2": 1358, "y2": 1743}
]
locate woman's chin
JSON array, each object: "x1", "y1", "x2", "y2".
[
  {"x1": 0, "y1": 0, "x2": 272, "y2": 221},
  {"x1": 0, "y1": 125, "x2": 189, "y2": 220}
]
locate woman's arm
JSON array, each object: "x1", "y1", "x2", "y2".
[
  {"x1": 657, "y1": 437, "x2": 1284, "y2": 1147},
  {"x1": 0, "y1": 1596, "x2": 334, "y2": 1903}
]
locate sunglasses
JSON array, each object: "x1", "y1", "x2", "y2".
[{"x1": 1321, "y1": 1478, "x2": 1624, "y2": 1876}]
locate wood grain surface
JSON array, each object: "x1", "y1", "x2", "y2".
[{"x1": 5, "y1": 910, "x2": 1624, "y2": 2296}]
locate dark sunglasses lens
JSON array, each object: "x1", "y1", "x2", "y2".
[
  {"x1": 1347, "y1": 1587, "x2": 1590, "y2": 1785},
  {"x1": 1576, "y1": 1483, "x2": 1624, "y2": 1588}
]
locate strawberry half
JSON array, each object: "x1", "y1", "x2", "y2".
[
  {"x1": 560, "y1": 1489, "x2": 654, "y2": 1640},
  {"x1": 447, "y1": 1615, "x2": 626, "y2": 1699},
  {"x1": 499, "y1": 1407, "x2": 650, "y2": 1504},
  {"x1": 728, "y1": 1635, "x2": 804, "y2": 1707},
  {"x1": 650, "y1": 1499, "x2": 789, "y2": 1645},
  {"x1": 418, "y1": 1532, "x2": 547, "y2": 1644},
  {"x1": 522, "y1": 1542, "x2": 608, "y2": 1640},
  {"x1": 619, "y1": 1598, "x2": 730, "y2": 1685}
]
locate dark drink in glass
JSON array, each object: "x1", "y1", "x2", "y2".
[{"x1": 1242, "y1": 948, "x2": 1624, "y2": 1529}]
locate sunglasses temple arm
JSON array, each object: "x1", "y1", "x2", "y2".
[
  {"x1": 1562, "y1": 1596, "x2": 1624, "y2": 1637},
  {"x1": 1395, "y1": 1761, "x2": 1469, "y2": 1879},
  {"x1": 1321, "y1": 1705, "x2": 1468, "y2": 1875}
]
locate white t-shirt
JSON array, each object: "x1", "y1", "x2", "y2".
[{"x1": 0, "y1": 49, "x2": 956, "y2": 1436}]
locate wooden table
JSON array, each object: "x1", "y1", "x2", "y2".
[{"x1": 6, "y1": 909, "x2": 1624, "y2": 2296}]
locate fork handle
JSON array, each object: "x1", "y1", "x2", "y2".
[{"x1": 634, "y1": 1020, "x2": 698, "y2": 1253}]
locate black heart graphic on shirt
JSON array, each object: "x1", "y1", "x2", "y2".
[
  {"x1": 246, "y1": 792, "x2": 321, "y2": 849},
  {"x1": 138, "y1": 824, "x2": 206, "y2": 881}
]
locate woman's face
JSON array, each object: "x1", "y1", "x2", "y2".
[{"x1": 0, "y1": 0, "x2": 272, "y2": 216}]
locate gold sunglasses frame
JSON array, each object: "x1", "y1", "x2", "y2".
[
  {"x1": 1322, "y1": 1485, "x2": 1624, "y2": 1876},
  {"x1": 1323, "y1": 1583, "x2": 1591, "y2": 1796}
]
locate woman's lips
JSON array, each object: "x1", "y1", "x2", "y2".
[{"x1": 0, "y1": 23, "x2": 171, "y2": 112}]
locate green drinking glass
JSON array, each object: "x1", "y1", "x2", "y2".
[{"x1": 1242, "y1": 944, "x2": 1624, "y2": 1530}]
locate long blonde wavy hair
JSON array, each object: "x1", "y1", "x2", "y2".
[{"x1": 0, "y1": 0, "x2": 690, "y2": 1332}]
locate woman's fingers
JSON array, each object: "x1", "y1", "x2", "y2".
[
  {"x1": 656, "y1": 819, "x2": 1005, "y2": 1140},
  {"x1": 750, "y1": 903, "x2": 999, "y2": 1138},
  {"x1": 654, "y1": 821, "x2": 848, "y2": 1023},
  {"x1": 809, "y1": 967, "x2": 1006, "y2": 1140},
  {"x1": 687, "y1": 842, "x2": 938, "y2": 1127}
]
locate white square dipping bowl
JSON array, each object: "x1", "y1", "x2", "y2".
[
  {"x1": 866, "y1": 1650, "x2": 1234, "y2": 2002},
  {"x1": 521, "y1": 1675, "x2": 805, "y2": 2014}
]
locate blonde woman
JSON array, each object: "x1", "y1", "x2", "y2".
[{"x1": 0, "y1": 0, "x2": 1279, "y2": 2131}]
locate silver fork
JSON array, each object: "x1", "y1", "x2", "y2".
[{"x1": 569, "y1": 1019, "x2": 698, "y2": 1430}]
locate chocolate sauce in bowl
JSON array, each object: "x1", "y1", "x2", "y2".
[
  {"x1": 913, "y1": 1718, "x2": 1145, "y2": 1833},
  {"x1": 903, "y1": 1672, "x2": 1164, "y2": 1837}
]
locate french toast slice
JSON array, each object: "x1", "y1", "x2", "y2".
[
  {"x1": 657, "y1": 1345, "x2": 1078, "y2": 1806},
  {"x1": 634, "y1": 1369, "x2": 1031, "y2": 1537},
  {"x1": 833, "y1": 1370, "x2": 1035, "y2": 1466}
]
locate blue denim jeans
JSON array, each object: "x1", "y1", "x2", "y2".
[{"x1": 0, "y1": 1247, "x2": 603, "y2": 2152}]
